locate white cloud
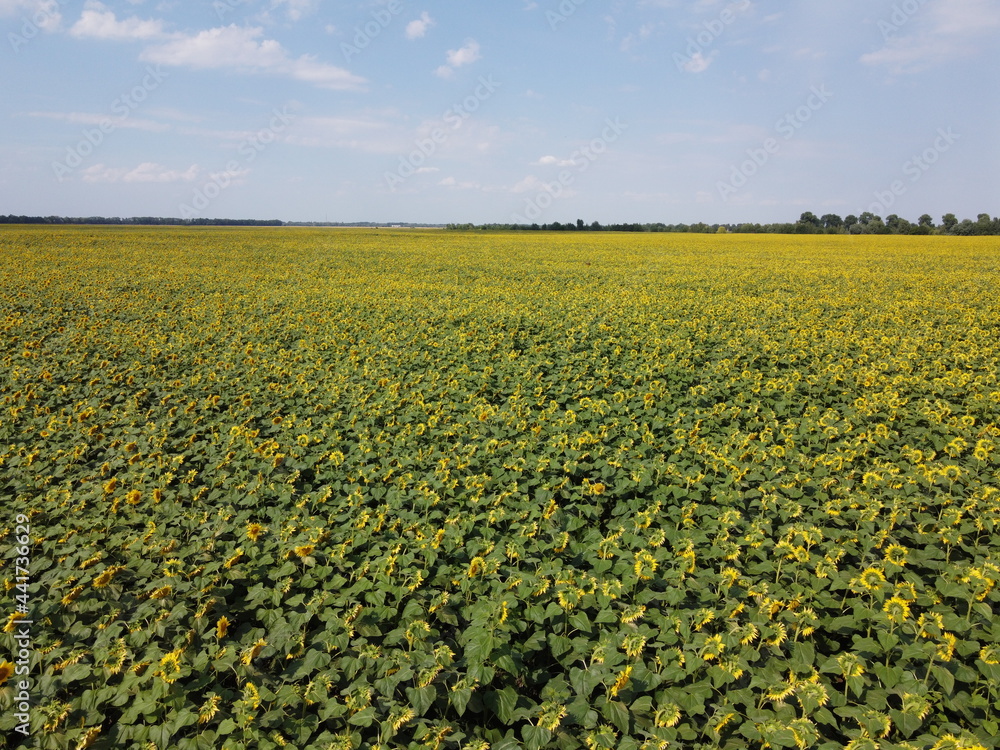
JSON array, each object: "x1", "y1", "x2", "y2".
[
  {"x1": 681, "y1": 50, "x2": 716, "y2": 73},
  {"x1": 534, "y1": 155, "x2": 575, "y2": 167},
  {"x1": 511, "y1": 175, "x2": 546, "y2": 193},
  {"x1": 70, "y1": 1, "x2": 169, "y2": 41},
  {"x1": 25, "y1": 110, "x2": 170, "y2": 132},
  {"x1": 861, "y1": 0, "x2": 1000, "y2": 74},
  {"x1": 140, "y1": 25, "x2": 366, "y2": 90},
  {"x1": 436, "y1": 39, "x2": 481, "y2": 77},
  {"x1": 271, "y1": 0, "x2": 318, "y2": 22},
  {"x1": 447, "y1": 39, "x2": 481, "y2": 67},
  {"x1": 405, "y1": 12, "x2": 434, "y2": 40},
  {"x1": 439, "y1": 177, "x2": 481, "y2": 190},
  {"x1": 81, "y1": 162, "x2": 199, "y2": 183},
  {"x1": 282, "y1": 115, "x2": 403, "y2": 153},
  {"x1": 620, "y1": 23, "x2": 655, "y2": 52}
]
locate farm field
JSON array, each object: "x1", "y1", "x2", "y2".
[{"x1": 1, "y1": 226, "x2": 1000, "y2": 750}]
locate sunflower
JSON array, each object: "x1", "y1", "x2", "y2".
[
  {"x1": 61, "y1": 585, "x2": 84, "y2": 605},
  {"x1": 216, "y1": 616, "x2": 230, "y2": 639},
  {"x1": 92, "y1": 565, "x2": 124, "y2": 589},
  {"x1": 883, "y1": 596, "x2": 911, "y2": 624},
  {"x1": 536, "y1": 702, "x2": 568, "y2": 732},
  {"x1": 390, "y1": 706, "x2": 416, "y2": 731},
  {"x1": 242, "y1": 681, "x2": 261, "y2": 711},
  {"x1": 633, "y1": 551, "x2": 658, "y2": 580},
  {"x1": 149, "y1": 585, "x2": 172, "y2": 600},
  {"x1": 837, "y1": 652, "x2": 865, "y2": 679},
  {"x1": 0, "y1": 660, "x2": 15, "y2": 686},
  {"x1": 979, "y1": 645, "x2": 1000, "y2": 665},
  {"x1": 936, "y1": 632, "x2": 957, "y2": 662},
  {"x1": 157, "y1": 650, "x2": 183, "y2": 684},
  {"x1": 241, "y1": 638, "x2": 267, "y2": 665},
  {"x1": 653, "y1": 703, "x2": 682, "y2": 729},
  {"x1": 700, "y1": 634, "x2": 726, "y2": 662},
  {"x1": 198, "y1": 694, "x2": 222, "y2": 724},
  {"x1": 884, "y1": 544, "x2": 909, "y2": 566},
  {"x1": 609, "y1": 664, "x2": 632, "y2": 696},
  {"x1": 855, "y1": 566, "x2": 887, "y2": 592},
  {"x1": 620, "y1": 604, "x2": 646, "y2": 624},
  {"x1": 246, "y1": 523, "x2": 267, "y2": 541}
]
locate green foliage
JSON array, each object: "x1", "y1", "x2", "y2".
[{"x1": 1, "y1": 227, "x2": 999, "y2": 750}]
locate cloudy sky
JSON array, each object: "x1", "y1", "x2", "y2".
[{"x1": 1, "y1": 0, "x2": 997, "y2": 224}]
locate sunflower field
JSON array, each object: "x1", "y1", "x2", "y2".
[{"x1": 1, "y1": 226, "x2": 999, "y2": 750}]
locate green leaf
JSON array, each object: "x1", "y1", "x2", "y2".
[
  {"x1": 790, "y1": 641, "x2": 815, "y2": 673},
  {"x1": 492, "y1": 687, "x2": 520, "y2": 725},
  {"x1": 348, "y1": 707, "x2": 376, "y2": 727},
  {"x1": 873, "y1": 664, "x2": 903, "y2": 689},
  {"x1": 600, "y1": 699, "x2": 631, "y2": 734},
  {"x1": 570, "y1": 667, "x2": 602, "y2": 699},
  {"x1": 450, "y1": 686, "x2": 473, "y2": 717},
  {"x1": 522, "y1": 725, "x2": 552, "y2": 750},
  {"x1": 890, "y1": 710, "x2": 924, "y2": 738},
  {"x1": 567, "y1": 611, "x2": 591, "y2": 633},
  {"x1": 630, "y1": 695, "x2": 653, "y2": 716},
  {"x1": 217, "y1": 719, "x2": 237, "y2": 736},
  {"x1": 406, "y1": 685, "x2": 438, "y2": 717},
  {"x1": 931, "y1": 665, "x2": 955, "y2": 695},
  {"x1": 172, "y1": 709, "x2": 199, "y2": 732},
  {"x1": 595, "y1": 609, "x2": 618, "y2": 624}
]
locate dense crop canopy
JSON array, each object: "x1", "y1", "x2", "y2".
[{"x1": 1, "y1": 227, "x2": 999, "y2": 750}]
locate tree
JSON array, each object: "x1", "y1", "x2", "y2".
[
  {"x1": 918, "y1": 214, "x2": 934, "y2": 229},
  {"x1": 821, "y1": 214, "x2": 844, "y2": 231},
  {"x1": 942, "y1": 213, "x2": 958, "y2": 233}
]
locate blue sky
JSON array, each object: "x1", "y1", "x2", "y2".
[{"x1": 1, "y1": 0, "x2": 997, "y2": 224}]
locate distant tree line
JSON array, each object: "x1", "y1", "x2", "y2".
[
  {"x1": 447, "y1": 212, "x2": 1000, "y2": 236},
  {"x1": 0, "y1": 215, "x2": 283, "y2": 226}
]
